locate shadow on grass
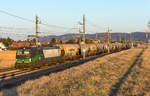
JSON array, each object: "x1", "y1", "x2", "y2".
[
  {"x1": 109, "y1": 48, "x2": 145, "y2": 96},
  {"x1": 2, "y1": 74, "x2": 18, "y2": 96},
  {"x1": 2, "y1": 87, "x2": 18, "y2": 96}
]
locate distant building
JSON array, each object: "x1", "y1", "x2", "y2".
[
  {"x1": 11, "y1": 42, "x2": 35, "y2": 48},
  {"x1": 62, "y1": 40, "x2": 69, "y2": 43},
  {"x1": 11, "y1": 41, "x2": 48, "y2": 48},
  {"x1": 0, "y1": 42, "x2": 7, "y2": 51},
  {"x1": 39, "y1": 41, "x2": 49, "y2": 46}
]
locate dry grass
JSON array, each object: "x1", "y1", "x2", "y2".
[
  {"x1": 0, "y1": 48, "x2": 143, "y2": 96},
  {"x1": 0, "y1": 51, "x2": 16, "y2": 69},
  {"x1": 117, "y1": 48, "x2": 150, "y2": 96}
]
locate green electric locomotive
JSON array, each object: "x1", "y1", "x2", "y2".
[
  {"x1": 15, "y1": 47, "x2": 44, "y2": 68},
  {"x1": 15, "y1": 46, "x2": 62, "y2": 68}
]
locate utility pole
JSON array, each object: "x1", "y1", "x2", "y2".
[
  {"x1": 35, "y1": 16, "x2": 39, "y2": 46},
  {"x1": 82, "y1": 14, "x2": 86, "y2": 59},
  {"x1": 129, "y1": 33, "x2": 131, "y2": 42},
  {"x1": 83, "y1": 15, "x2": 85, "y2": 43},
  {"x1": 107, "y1": 27, "x2": 111, "y2": 44},
  {"x1": 124, "y1": 33, "x2": 127, "y2": 43},
  {"x1": 147, "y1": 22, "x2": 150, "y2": 44},
  {"x1": 107, "y1": 27, "x2": 111, "y2": 53},
  {"x1": 119, "y1": 33, "x2": 122, "y2": 43},
  {"x1": 78, "y1": 27, "x2": 81, "y2": 43},
  {"x1": 96, "y1": 32, "x2": 98, "y2": 39},
  {"x1": 130, "y1": 32, "x2": 134, "y2": 48},
  {"x1": 145, "y1": 30, "x2": 149, "y2": 43},
  {"x1": 124, "y1": 33, "x2": 127, "y2": 48},
  {"x1": 72, "y1": 34, "x2": 76, "y2": 41}
]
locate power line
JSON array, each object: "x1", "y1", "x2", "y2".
[
  {"x1": 0, "y1": 26, "x2": 32, "y2": 30},
  {"x1": 86, "y1": 19, "x2": 104, "y2": 29},
  {"x1": 0, "y1": 9, "x2": 75, "y2": 29},
  {"x1": 0, "y1": 9, "x2": 87, "y2": 40},
  {"x1": 0, "y1": 29, "x2": 33, "y2": 34},
  {"x1": 40, "y1": 23, "x2": 72, "y2": 29},
  {"x1": 0, "y1": 32, "x2": 33, "y2": 36},
  {"x1": 0, "y1": 9, "x2": 34, "y2": 22},
  {"x1": 38, "y1": 17, "x2": 73, "y2": 29}
]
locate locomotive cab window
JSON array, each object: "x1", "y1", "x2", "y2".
[
  {"x1": 16, "y1": 47, "x2": 31, "y2": 55},
  {"x1": 24, "y1": 50, "x2": 30, "y2": 55}
]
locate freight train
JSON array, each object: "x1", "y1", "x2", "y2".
[{"x1": 15, "y1": 42, "x2": 134, "y2": 68}]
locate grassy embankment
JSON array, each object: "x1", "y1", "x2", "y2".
[
  {"x1": 117, "y1": 48, "x2": 150, "y2": 95},
  {"x1": 0, "y1": 48, "x2": 143, "y2": 96},
  {"x1": 0, "y1": 51, "x2": 16, "y2": 69}
]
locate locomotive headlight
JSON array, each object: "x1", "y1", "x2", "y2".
[
  {"x1": 29, "y1": 58, "x2": 31, "y2": 62},
  {"x1": 83, "y1": 49, "x2": 86, "y2": 52}
]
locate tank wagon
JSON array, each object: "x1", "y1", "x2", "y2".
[
  {"x1": 56, "y1": 44, "x2": 80, "y2": 59},
  {"x1": 80, "y1": 44, "x2": 98, "y2": 56},
  {"x1": 15, "y1": 42, "x2": 134, "y2": 68}
]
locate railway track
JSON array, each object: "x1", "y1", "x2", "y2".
[
  {"x1": 0, "y1": 57, "x2": 79, "y2": 80},
  {"x1": 0, "y1": 49, "x2": 128, "y2": 89},
  {"x1": 0, "y1": 56, "x2": 87, "y2": 81},
  {"x1": 0, "y1": 67, "x2": 16, "y2": 73}
]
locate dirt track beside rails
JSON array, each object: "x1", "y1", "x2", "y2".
[
  {"x1": 0, "y1": 51, "x2": 16, "y2": 69},
  {"x1": 0, "y1": 48, "x2": 146, "y2": 96}
]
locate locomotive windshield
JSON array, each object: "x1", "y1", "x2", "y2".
[
  {"x1": 16, "y1": 47, "x2": 31, "y2": 55},
  {"x1": 17, "y1": 50, "x2": 30, "y2": 55}
]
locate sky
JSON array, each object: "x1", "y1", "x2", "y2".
[{"x1": 0, "y1": 0, "x2": 150, "y2": 40}]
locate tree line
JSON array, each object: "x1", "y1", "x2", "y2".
[
  {"x1": 0, "y1": 37, "x2": 14, "y2": 47},
  {"x1": 0, "y1": 37, "x2": 97, "y2": 47}
]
